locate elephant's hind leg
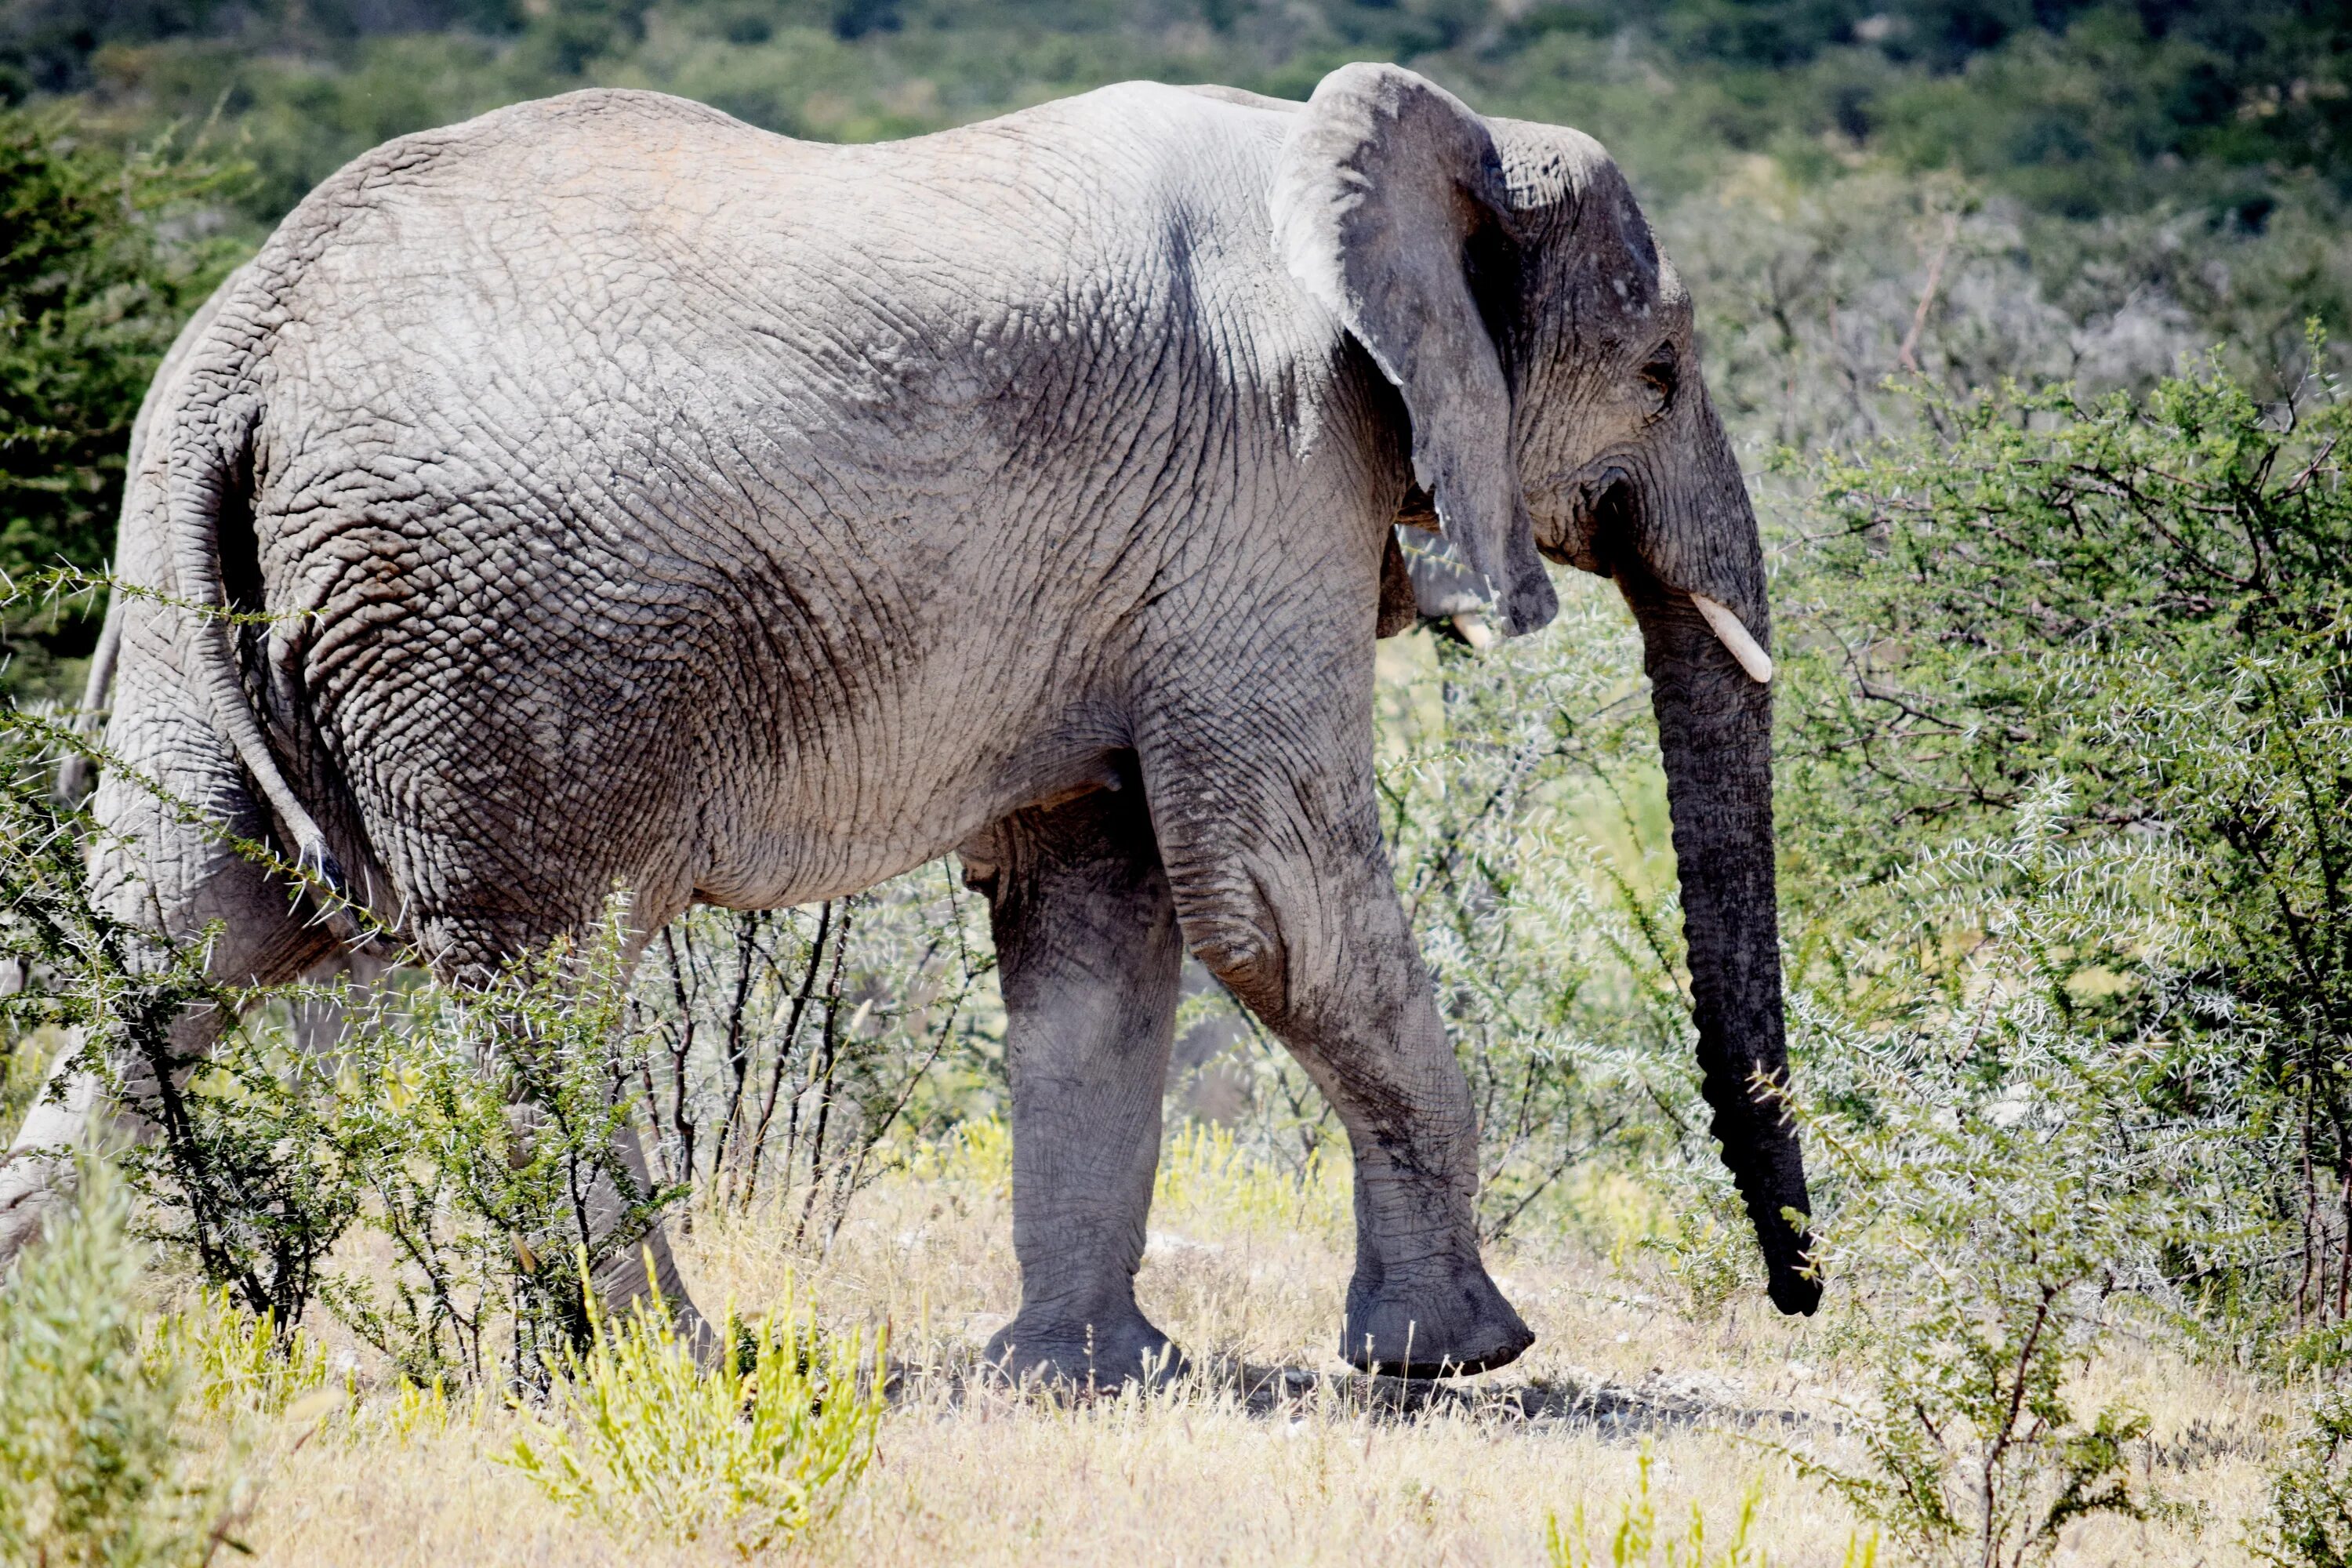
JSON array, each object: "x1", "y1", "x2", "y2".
[
  {"x1": 961, "y1": 779, "x2": 1185, "y2": 1388},
  {"x1": 411, "y1": 909, "x2": 714, "y2": 1362},
  {"x1": 0, "y1": 688, "x2": 338, "y2": 1269}
]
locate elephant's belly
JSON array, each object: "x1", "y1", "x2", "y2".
[{"x1": 688, "y1": 706, "x2": 1131, "y2": 913}]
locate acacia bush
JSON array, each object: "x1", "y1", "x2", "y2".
[
  {"x1": 1779, "y1": 786, "x2": 2250, "y2": 1565},
  {"x1": 2261, "y1": 1382, "x2": 2352, "y2": 1567},
  {"x1": 0, "y1": 585, "x2": 993, "y2": 1403},
  {"x1": 1762, "y1": 357, "x2": 2352, "y2": 1552},
  {"x1": 0, "y1": 641, "x2": 668, "y2": 1385},
  {"x1": 0, "y1": 653, "x2": 365, "y2": 1328},
  {"x1": 1778, "y1": 354, "x2": 2352, "y2": 1345},
  {"x1": 316, "y1": 916, "x2": 688, "y2": 1389}
]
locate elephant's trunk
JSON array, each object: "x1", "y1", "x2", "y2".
[{"x1": 1613, "y1": 436, "x2": 1819, "y2": 1316}]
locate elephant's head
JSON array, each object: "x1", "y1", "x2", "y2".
[{"x1": 1272, "y1": 64, "x2": 1820, "y2": 1316}]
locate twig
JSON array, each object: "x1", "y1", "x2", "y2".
[{"x1": 1898, "y1": 211, "x2": 1961, "y2": 375}]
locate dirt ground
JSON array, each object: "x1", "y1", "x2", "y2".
[{"x1": 196, "y1": 1125, "x2": 2283, "y2": 1567}]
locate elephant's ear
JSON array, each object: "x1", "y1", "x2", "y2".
[{"x1": 1271, "y1": 63, "x2": 1555, "y2": 636}]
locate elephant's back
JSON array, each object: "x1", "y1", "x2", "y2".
[
  {"x1": 255, "y1": 81, "x2": 1293, "y2": 303},
  {"x1": 234, "y1": 76, "x2": 1314, "y2": 646}
]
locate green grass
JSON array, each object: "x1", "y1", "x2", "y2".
[{"x1": 502, "y1": 1261, "x2": 890, "y2": 1553}]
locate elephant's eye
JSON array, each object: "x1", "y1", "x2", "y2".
[{"x1": 1636, "y1": 343, "x2": 1679, "y2": 419}]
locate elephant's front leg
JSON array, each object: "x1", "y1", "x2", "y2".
[
  {"x1": 961, "y1": 780, "x2": 1185, "y2": 1387},
  {"x1": 1144, "y1": 713, "x2": 1534, "y2": 1376}
]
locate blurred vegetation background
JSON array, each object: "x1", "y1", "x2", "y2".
[{"x1": 6, "y1": 0, "x2": 2347, "y2": 223}]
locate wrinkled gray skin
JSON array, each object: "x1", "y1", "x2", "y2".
[{"x1": 1, "y1": 64, "x2": 1818, "y2": 1379}]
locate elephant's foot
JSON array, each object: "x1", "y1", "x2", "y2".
[
  {"x1": 985, "y1": 1305, "x2": 1186, "y2": 1391},
  {"x1": 1342, "y1": 1260, "x2": 1534, "y2": 1377},
  {"x1": 587, "y1": 1234, "x2": 723, "y2": 1366}
]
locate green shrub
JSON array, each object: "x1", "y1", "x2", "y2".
[
  {"x1": 143, "y1": 1284, "x2": 332, "y2": 1419},
  {"x1": 1762, "y1": 354, "x2": 2352, "y2": 1554},
  {"x1": 1774, "y1": 788, "x2": 2209, "y2": 1567},
  {"x1": 0, "y1": 1157, "x2": 245, "y2": 1567},
  {"x1": 2259, "y1": 1383, "x2": 2352, "y2": 1567},
  {"x1": 0, "y1": 658, "x2": 379, "y2": 1328},
  {"x1": 2, "y1": 657, "x2": 672, "y2": 1387},
  {"x1": 503, "y1": 1265, "x2": 889, "y2": 1552},
  {"x1": 1779, "y1": 353, "x2": 2352, "y2": 1347},
  {"x1": 0, "y1": 108, "x2": 249, "y2": 695},
  {"x1": 3, "y1": 589, "x2": 978, "y2": 1392}
]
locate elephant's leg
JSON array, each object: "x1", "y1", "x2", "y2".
[
  {"x1": 1144, "y1": 731, "x2": 1533, "y2": 1376},
  {"x1": 416, "y1": 909, "x2": 716, "y2": 1359},
  {"x1": 1, "y1": 696, "x2": 338, "y2": 1268},
  {"x1": 288, "y1": 945, "x2": 401, "y2": 1065},
  {"x1": 575, "y1": 1116, "x2": 709, "y2": 1354},
  {"x1": 960, "y1": 779, "x2": 1185, "y2": 1387}
]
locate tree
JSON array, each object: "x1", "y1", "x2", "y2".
[{"x1": 0, "y1": 108, "x2": 245, "y2": 692}]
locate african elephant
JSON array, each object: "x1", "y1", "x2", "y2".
[{"x1": 0, "y1": 62, "x2": 1817, "y2": 1379}]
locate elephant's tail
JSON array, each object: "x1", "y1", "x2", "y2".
[{"x1": 164, "y1": 336, "x2": 344, "y2": 895}]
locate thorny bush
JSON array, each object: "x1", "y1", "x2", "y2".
[
  {"x1": 0, "y1": 570, "x2": 996, "y2": 1390},
  {"x1": 1778, "y1": 350, "x2": 2352, "y2": 1345}
]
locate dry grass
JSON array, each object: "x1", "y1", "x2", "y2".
[{"x1": 188, "y1": 1127, "x2": 2286, "y2": 1566}]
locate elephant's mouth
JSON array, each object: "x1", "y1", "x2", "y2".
[
  {"x1": 1530, "y1": 467, "x2": 1631, "y2": 576},
  {"x1": 1541, "y1": 473, "x2": 1772, "y2": 683}
]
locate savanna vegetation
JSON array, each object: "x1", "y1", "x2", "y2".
[{"x1": 4, "y1": 0, "x2": 2350, "y2": 1563}]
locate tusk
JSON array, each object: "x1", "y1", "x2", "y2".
[
  {"x1": 1450, "y1": 612, "x2": 1496, "y2": 653},
  {"x1": 1689, "y1": 593, "x2": 1773, "y2": 684}
]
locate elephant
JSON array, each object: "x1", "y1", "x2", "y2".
[{"x1": 0, "y1": 61, "x2": 1818, "y2": 1380}]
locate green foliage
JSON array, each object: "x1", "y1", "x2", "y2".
[
  {"x1": 143, "y1": 1285, "x2": 332, "y2": 1419},
  {"x1": 0, "y1": 668, "x2": 375, "y2": 1327},
  {"x1": 236, "y1": 906, "x2": 695, "y2": 1390},
  {"x1": 1786, "y1": 354, "x2": 2351, "y2": 858},
  {"x1": 1777, "y1": 790, "x2": 2205, "y2": 1565},
  {"x1": 0, "y1": 648, "x2": 365, "y2": 1330},
  {"x1": 2259, "y1": 1382, "x2": 2352, "y2": 1567},
  {"x1": 0, "y1": 1157, "x2": 245, "y2": 1568},
  {"x1": 0, "y1": 108, "x2": 246, "y2": 691},
  {"x1": 10, "y1": 0, "x2": 2347, "y2": 233},
  {"x1": 503, "y1": 1266, "x2": 888, "y2": 1552},
  {"x1": 2, "y1": 648, "x2": 663, "y2": 1382},
  {"x1": 1780, "y1": 354, "x2": 2352, "y2": 1341},
  {"x1": 1544, "y1": 1446, "x2": 1769, "y2": 1568},
  {"x1": 435, "y1": 916, "x2": 674, "y2": 1376},
  {"x1": 113, "y1": 999, "x2": 380, "y2": 1330},
  {"x1": 1759, "y1": 359, "x2": 2352, "y2": 1553}
]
